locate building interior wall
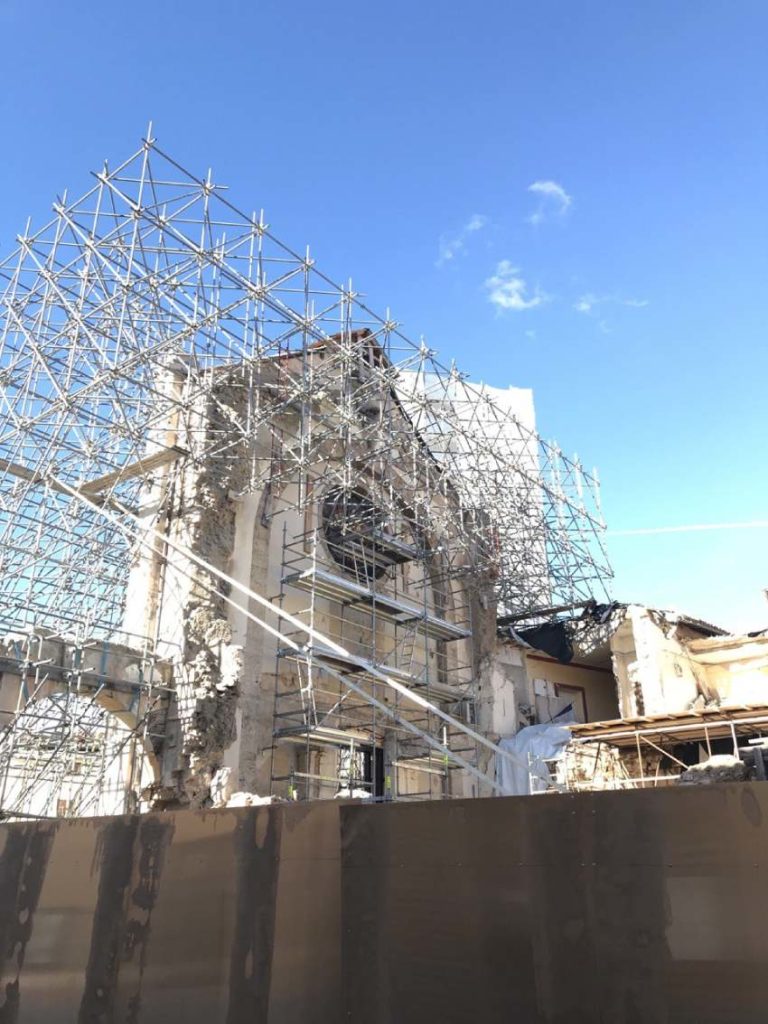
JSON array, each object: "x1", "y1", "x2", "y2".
[{"x1": 524, "y1": 653, "x2": 621, "y2": 724}]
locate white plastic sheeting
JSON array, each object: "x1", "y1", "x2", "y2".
[{"x1": 496, "y1": 723, "x2": 573, "y2": 795}]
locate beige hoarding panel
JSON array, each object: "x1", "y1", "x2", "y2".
[{"x1": 1, "y1": 787, "x2": 767, "y2": 1022}]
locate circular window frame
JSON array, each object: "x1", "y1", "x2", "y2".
[{"x1": 321, "y1": 487, "x2": 389, "y2": 584}]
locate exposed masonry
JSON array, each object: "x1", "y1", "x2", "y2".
[{"x1": 166, "y1": 378, "x2": 249, "y2": 807}]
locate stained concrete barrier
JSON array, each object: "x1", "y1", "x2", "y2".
[{"x1": 0, "y1": 785, "x2": 767, "y2": 1023}]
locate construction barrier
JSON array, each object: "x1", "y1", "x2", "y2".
[{"x1": 0, "y1": 784, "x2": 765, "y2": 1023}]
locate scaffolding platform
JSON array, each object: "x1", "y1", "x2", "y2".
[
  {"x1": 273, "y1": 724, "x2": 375, "y2": 746},
  {"x1": 568, "y1": 703, "x2": 768, "y2": 747},
  {"x1": 283, "y1": 568, "x2": 471, "y2": 642},
  {"x1": 276, "y1": 644, "x2": 467, "y2": 702}
]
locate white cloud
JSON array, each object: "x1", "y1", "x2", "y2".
[
  {"x1": 527, "y1": 180, "x2": 572, "y2": 224},
  {"x1": 574, "y1": 292, "x2": 649, "y2": 315},
  {"x1": 484, "y1": 260, "x2": 544, "y2": 312},
  {"x1": 574, "y1": 294, "x2": 596, "y2": 314},
  {"x1": 436, "y1": 213, "x2": 489, "y2": 267},
  {"x1": 465, "y1": 214, "x2": 487, "y2": 232}
]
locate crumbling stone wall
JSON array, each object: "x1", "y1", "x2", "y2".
[
  {"x1": 152, "y1": 373, "x2": 250, "y2": 808},
  {"x1": 562, "y1": 741, "x2": 665, "y2": 790},
  {"x1": 562, "y1": 741, "x2": 629, "y2": 790},
  {"x1": 470, "y1": 579, "x2": 502, "y2": 796},
  {"x1": 610, "y1": 606, "x2": 710, "y2": 717}
]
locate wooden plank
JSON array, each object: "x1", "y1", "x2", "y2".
[
  {"x1": 0, "y1": 457, "x2": 73, "y2": 498},
  {"x1": 79, "y1": 445, "x2": 188, "y2": 494}
]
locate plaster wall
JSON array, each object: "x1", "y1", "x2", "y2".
[
  {"x1": 608, "y1": 608, "x2": 768, "y2": 719},
  {"x1": 524, "y1": 654, "x2": 620, "y2": 723},
  {"x1": 688, "y1": 636, "x2": 768, "y2": 705},
  {"x1": 485, "y1": 643, "x2": 530, "y2": 736},
  {"x1": 610, "y1": 606, "x2": 704, "y2": 717}
]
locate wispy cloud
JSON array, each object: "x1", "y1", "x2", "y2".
[
  {"x1": 485, "y1": 260, "x2": 544, "y2": 312},
  {"x1": 609, "y1": 520, "x2": 768, "y2": 536},
  {"x1": 527, "y1": 180, "x2": 572, "y2": 225},
  {"x1": 436, "y1": 213, "x2": 489, "y2": 267},
  {"x1": 574, "y1": 292, "x2": 609, "y2": 314},
  {"x1": 574, "y1": 293, "x2": 649, "y2": 315}
]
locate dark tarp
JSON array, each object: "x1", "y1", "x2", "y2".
[{"x1": 517, "y1": 619, "x2": 574, "y2": 663}]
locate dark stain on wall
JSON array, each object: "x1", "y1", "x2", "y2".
[
  {"x1": 225, "y1": 809, "x2": 281, "y2": 1024},
  {"x1": 0, "y1": 822, "x2": 57, "y2": 1023},
  {"x1": 78, "y1": 814, "x2": 174, "y2": 1024},
  {"x1": 78, "y1": 818, "x2": 138, "y2": 1023},
  {"x1": 124, "y1": 816, "x2": 175, "y2": 1023}
]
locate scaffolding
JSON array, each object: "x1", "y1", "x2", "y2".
[
  {"x1": 0, "y1": 129, "x2": 612, "y2": 816},
  {"x1": 0, "y1": 629, "x2": 171, "y2": 818},
  {"x1": 559, "y1": 705, "x2": 768, "y2": 791}
]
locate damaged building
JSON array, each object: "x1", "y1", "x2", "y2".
[
  {"x1": 496, "y1": 603, "x2": 768, "y2": 793},
  {"x1": 0, "y1": 135, "x2": 613, "y2": 817},
  {"x1": 0, "y1": 134, "x2": 763, "y2": 822}
]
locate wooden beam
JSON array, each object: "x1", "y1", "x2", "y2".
[
  {"x1": 0, "y1": 457, "x2": 73, "y2": 498},
  {"x1": 0, "y1": 447, "x2": 188, "y2": 499},
  {"x1": 79, "y1": 445, "x2": 188, "y2": 495}
]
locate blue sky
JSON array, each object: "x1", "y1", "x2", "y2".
[{"x1": 1, "y1": 0, "x2": 766, "y2": 630}]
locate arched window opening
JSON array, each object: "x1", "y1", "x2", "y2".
[{"x1": 0, "y1": 692, "x2": 155, "y2": 819}]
